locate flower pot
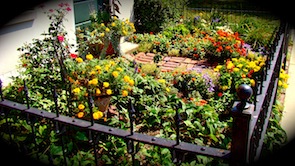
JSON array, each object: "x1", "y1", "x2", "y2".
[{"x1": 94, "y1": 95, "x2": 112, "y2": 112}]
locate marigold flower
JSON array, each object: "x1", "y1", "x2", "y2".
[
  {"x1": 124, "y1": 75, "x2": 130, "y2": 82},
  {"x1": 112, "y1": 71, "x2": 119, "y2": 78},
  {"x1": 86, "y1": 54, "x2": 93, "y2": 60},
  {"x1": 105, "y1": 28, "x2": 110, "y2": 32},
  {"x1": 78, "y1": 104, "x2": 85, "y2": 110},
  {"x1": 103, "y1": 82, "x2": 110, "y2": 88},
  {"x1": 158, "y1": 79, "x2": 166, "y2": 84},
  {"x1": 111, "y1": 22, "x2": 116, "y2": 27},
  {"x1": 93, "y1": 111, "x2": 103, "y2": 120},
  {"x1": 77, "y1": 112, "x2": 84, "y2": 118},
  {"x1": 106, "y1": 89, "x2": 112, "y2": 95},
  {"x1": 72, "y1": 87, "x2": 80, "y2": 94},
  {"x1": 95, "y1": 65, "x2": 101, "y2": 70},
  {"x1": 283, "y1": 83, "x2": 288, "y2": 89},
  {"x1": 89, "y1": 78, "x2": 98, "y2": 85},
  {"x1": 95, "y1": 88, "x2": 101, "y2": 96},
  {"x1": 76, "y1": 57, "x2": 83, "y2": 63},
  {"x1": 129, "y1": 79, "x2": 134, "y2": 86},
  {"x1": 122, "y1": 90, "x2": 128, "y2": 97},
  {"x1": 166, "y1": 87, "x2": 170, "y2": 92},
  {"x1": 222, "y1": 86, "x2": 228, "y2": 91},
  {"x1": 250, "y1": 79, "x2": 255, "y2": 87}
]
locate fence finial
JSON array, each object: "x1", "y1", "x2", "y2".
[{"x1": 234, "y1": 84, "x2": 253, "y2": 112}]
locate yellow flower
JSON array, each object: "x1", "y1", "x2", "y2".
[
  {"x1": 78, "y1": 104, "x2": 85, "y2": 110},
  {"x1": 278, "y1": 80, "x2": 283, "y2": 86},
  {"x1": 86, "y1": 54, "x2": 93, "y2": 60},
  {"x1": 226, "y1": 62, "x2": 234, "y2": 70},
  {"x1": 113, "y1": 16, "x2": 118, "y2": 20},
  {"x1": 222, "y1": 86, "x2": 228, "y2": 91},
  {"x1": 111, "y1": 22, "x2": 116, "y2": 27},
  {"x1": 122, "y1": 30, "x2": 127, "y2": 36},
  {"x1": 158, "y1": 79, "x2": 166, "y2": 84},
  {"x1": 105, "y1": 28, "x2": 110, "y2": 32},
  {"x1": 106, "y1": 89, "x2": 112, "y2": 95},
  {"x1": 110, "y1": 60, "x2": 115, "y2": 66},
  {"x1": 93, "y1": 111, "x2": 103, "y2": 120},
  {"x1": 250, "y1": 79, "x2": 255, "y2": 87},
  {"x1": 100, "y1": 32, "x2": 105, "y2": 37},
  {"x1": 112, "y1": 71, "x2": 119, "y2": 78},
  {"x1": 76, "y1": 57, "x2": 83, "y2": 63},
  {"x1": 283, "y1": 83, "x2": 288, "y2": 89},
  {"x1": 72, "y1": 87, "x2": 81, "y2": 94},
  {"x1": 95, "y1": 88, "x2": 101, "y2": 96},
  {"x1": 233, "y1": 68, "x2": 240, "y2": 72},
  {"x1": 116, "y1": 67, "x2": 123, "y2": 71},
  {"x1": 95, "y1": 65, "x2": 101, "y2": 71},
  {"x1": 122, "y1": 90, "x2": 128, "y2": 97},
  {"x1": 254, "y1": 66, "x2": 261, "y2": 72},
  {"x1": 216, "y1": 65, "x2": 223, "y2": 70},
  {"x1": 89, "y1": 70, "x2": 96, "y2": 75},
  {"x1": 124, "y1": 75, "x2": 130, "y2": 82},
  {"x1": 101, "y1": 23, "x2": 105, "y2": 27},
  {"x1": 128, "y1": 79, "x2": 135, "y2": 86},
  {"x1": 237, "y1": 64, "x2": 243, "y2": 68},
  {"x1": 89, "y1": 78, "x2": 98, "y2": 85},
  {"x1": 166, "y1": 87, "x2": 170, "y2": 92},
  {"x1": 103, "y1": 82, "x2": 110, "y2": 88}
]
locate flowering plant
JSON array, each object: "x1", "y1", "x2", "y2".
[
  {"x1": 64, "y1": 54, "x2": 135, "y2": 120},
  {"x1": 76, "y1": 13, "x2": 136, "y2": 58},
  {"x1": 214, "y1": 50, "x2": 266, "y2": 93}
]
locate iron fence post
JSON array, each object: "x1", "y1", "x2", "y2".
[{"x1": 231, "y1": 84, "x2": 255, "y2": 166}]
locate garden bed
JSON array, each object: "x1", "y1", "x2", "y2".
[{"x1": 0, "y1": 3, "x2": 289, "y2": 165}]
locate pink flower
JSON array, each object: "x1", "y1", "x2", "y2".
[
  {"x1": 57, "y1": 35, "x2": 64, "y2": 42},
  {"x1": 49, "y1": 9, "x2": 54, "y2": 12},
  {"x1": 66, "y1": 7, "x2": 71, "y2": 11}
]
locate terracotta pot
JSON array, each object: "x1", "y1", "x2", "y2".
[{"x1": 94, "y1": 95, "x2": 112, "y2": 112}]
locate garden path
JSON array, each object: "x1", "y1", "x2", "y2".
[
  {"x1": 281, "y1": 28, "x2": 295, "y2": 143},
  {"x1": 123, "y1": 52, "x2": 213, "y2": 72}
]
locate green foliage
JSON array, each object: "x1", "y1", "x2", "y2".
[{"x1": 133, "y1": 0, "x2": 178, "y2": 33}]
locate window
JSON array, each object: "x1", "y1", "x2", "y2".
[{"x1": 73, "y1": 0, "x2": 104, "y2": 27}]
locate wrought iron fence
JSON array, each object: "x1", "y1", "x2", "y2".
[{"x1": 0, "y1": 19, "x2": 290, "y2": 165}]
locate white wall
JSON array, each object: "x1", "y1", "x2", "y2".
[
  {"x1": 0, "y1": 0, "x2": 134, "y2": 87},
  {"x1": 0, "y1": 0, "x2": 76, "y2": 86},
  {"x1": 117, "y1": 0, "x2": 134, "y2": 21}
]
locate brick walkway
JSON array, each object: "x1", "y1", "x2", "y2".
[{"x1": 124, "y1": 52, "x2": 213, "y2": 72}]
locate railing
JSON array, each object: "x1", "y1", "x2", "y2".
[{"x1": 0, "y1": 20, "x2": 290, "y2": 165}]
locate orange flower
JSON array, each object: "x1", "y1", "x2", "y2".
[
  {"x1": 195, "y1": 99, "x2": 207, "y2": 106},
  {"x1": 77, "y1": 112, "x2": 84, "y2": 118}
]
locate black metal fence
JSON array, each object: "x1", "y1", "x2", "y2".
[{"x1": 0, "y1": 19, "x2": 290, "y2": 165}]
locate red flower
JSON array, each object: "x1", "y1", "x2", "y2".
[
  {"x1": 57, "y1": 35, "x2": 64, "y2": 42},
  {"x1": 217, "y1": 92, "x2": 223, "y2": 97},
  {"x1": 70, "y1": 53, "x2": 78, "y2": 59},
  {"x1": 150, "y1": 32, "x2": 154, "y2": 35},
  {"x1": 66, "y1": 7, "x2": 71, "y2": 11}
]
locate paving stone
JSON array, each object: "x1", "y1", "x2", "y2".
[
  {"x1": 163, "y1": 56, "x2": 171, "y2": 61},
  {"x1": 135, "y1": 52, "x2": 146, "y2": 58},
  {"x1": 169, "y1": 57, "x2": 186, "y2": 63},
  {"x1": 146, "y1": 53, "x2": 156, "y2": 57},
  {"x1": 183, "y1": 58, "x2": 192, "y2": 63},
  {"x1": 163, "y1": 61, "x2": 180, "y2": 68},
  {"x1": 159, "y1": 66, "x2": 175, "y2": 72},
  {"x1": 157, "y1": 61, "x2": 166, "y2": 66}
]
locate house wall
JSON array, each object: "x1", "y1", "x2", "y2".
[
  {"x1": 0, "y1": 0, "x2": 76, "y2": 86},
  {"x1": 0, "y1": 0, "x2": 134, "y2": 87}
]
